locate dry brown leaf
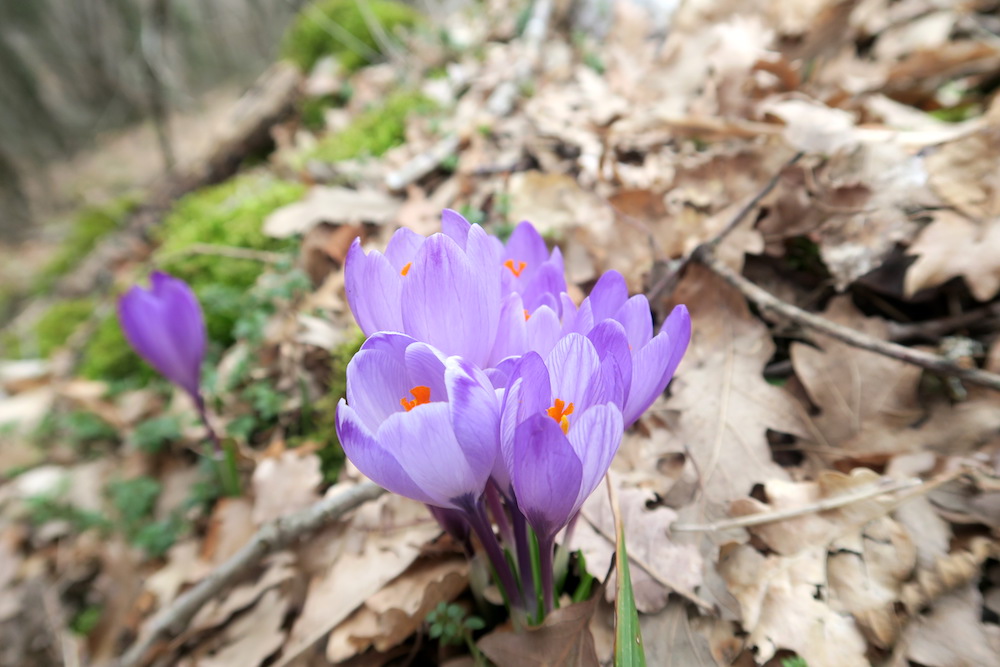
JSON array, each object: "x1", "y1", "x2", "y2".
[
  {"x1": 790, "y1": 296, "x2": 923, "y2": 454},
  {"x1": 327, "y1": 557, "x2": 468, "y2": 661},
  {"x1": 926, "y1": 125, "x2": 1000, "y2": 220},
  {"x1": 574, "y1": 485, "x2": 702, "y2": 613},
  {"x1": 719, "y1": 543, "x2": 869, "y2": 667},
  {"x1": 904, "y1": 210, "x2": 1000, "y2": 301},
  {"x1": 251, "y1": 450, "x2": 322, "y2": 525},
  {"x1": 145, "y1": 540, "x2": 212, "y2": 607},
  {"x1": 201, "y1": 496, "x2": 256, "y2": 565},
  {"x1": 200, "y1": 588, "x2": 289, "y2": 667},
  {"x1": 263, "y1": 186, "x2": 401, "y2": 238},
  {"x1": 665, "y1": 263, "x2": 808, "y2": 512},
  {"x1": 190, "y1": 552, "x2": 296, "y2": 632},
  {"x1": 902, "y1": 585, "x2": 999, "y2": 667},
  {"x1": 478, "y1": 591, "x2": 600, "y2": 667},
  {"x1": 278, "y1": 493, "x2": 440, "y2": 666}
]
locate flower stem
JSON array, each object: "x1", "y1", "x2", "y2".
[
  {"x1": 466, "y1": 501, "x2": 523, "y2": 612},
  {"x1": 195, "y1": 393, "x2": 241, "y2": 497},
  {"x1": 538, "y1": 534, "x2": 556, "y2": 614},
  {"x1": 511, "y1": 508, "x2": 537, "y2": 614},
  {"x1": 485, "y1": 481, "x2": 514, "y2": 549}
]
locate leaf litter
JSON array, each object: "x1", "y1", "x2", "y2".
[{"x1": 2, "y1": 0, "x2": 1000, "y2": 664}]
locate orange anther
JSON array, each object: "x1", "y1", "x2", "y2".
[
  {"x1": 546, "y1": 398, "x2": 575, "y2": 434},
  {"x1": 523, "y1": 309, "x2": 531, "y2": 321},
  {"x1": 400, "y1": 385, "x2": 431, "y2": 411},
  {"x1": 401, "y1": 262, "x2": 413, "y2": 276},
  {"x1": 503, "y1": 259, "x2": 527, "y2": 277}
]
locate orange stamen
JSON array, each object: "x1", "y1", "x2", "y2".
[
  {"x1": 401, "y1": 262, "x2": 412, "y2": 276},
  {"x1": 504, "y1": 259, "x2": 527, "y2": 277},
  {"x1": 400, "y1": 385, "x2": 431, "y2": 411},
  {"x1": 523, "y1": 309, "x2": 531, "y2": 321},
  {"x1": 546, "y1": 398, "x2": 575, "y2": 434}
]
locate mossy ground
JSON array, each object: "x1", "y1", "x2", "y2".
[
  {"x1": 303, "y1": 91, "x2": 436, "y2": 165},
  {"x1": 280, "y1": 0, "x2": 421, "y2": 73}
]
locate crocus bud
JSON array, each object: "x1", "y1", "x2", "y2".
[{"x1": 118, "y1": 271, "x2": 206, "y2": 401}]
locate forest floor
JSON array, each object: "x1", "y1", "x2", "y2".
[{"x1": 1, "y1": 0, "x2": 999, "y2": 665}]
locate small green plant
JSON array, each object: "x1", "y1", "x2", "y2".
[
  {"x1": 107, "y1": 476, "x2": 185, "y2": 557},
  {"x1": 132, "y1": 415, "x2": 183, "y2": 453},
  {"x1": 281, "y1": 0, "x2": 421, "y2": 73},
  {"x1": 426, "y1": 601, "x2": 485, "y2": 660},
  {"x1": 70, "y1": 605, "x2": 103, "y2": 636},
  {"x1": 782, "y1": 657, "x2": 809, "y2": 667},
  {"x1": 583, "y1": 51, "x2": 605, "y2": 74},
  {"x1": 33, "y1": 298, "x2": 95, "y2": 357},
  {"x1": 24, "y1": 494, "x2": 111, "y2": 533}
]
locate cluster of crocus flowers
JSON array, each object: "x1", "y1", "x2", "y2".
[{"x1": 339, "y1": 211, "x2": 690, "y2": 620}]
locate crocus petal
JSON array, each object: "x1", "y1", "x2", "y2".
[
  {"x1": 344, "y1": 239, "x2": 404, "y2": 335},
  {"x1": 359, "y1": 331, "x2": 414, "y2": 357},
  {"x1": 490, "y1": 292, "x2": 528, "y2": 363},
  {"x1": 614, "y1": 295, "x2": 654, "y2": 351},
  {"x1": 446, "y1": 357, "x2": 499, "y2": 476},
  {"x1": 566, "y1": 404, "x2": 623, "y2": 510},
  {"x1": 587, "y1": 270, "x2": 628, "y2": 321},
  {"x1": 402, "y1": 232, "x2": 499, "y2": 366},
  {"x1": 587, "y1": 319, "x2": 632, "y2": 410},
  {"x1": 379, "y1": 402, "x2": 489, "y2": 509},
  {"x1": 153, "y1": 272, "x2": 206, "y2": 368},
  {"x1": 622, "y1": 331, "x2": 677, "y2": 427},
  {"x1": 521, "y1": 260, "x2": 567, "y2": 313},
  {"x1": 403, "y1": 342, "x2": 449, "y2": 403},
  {"x1": 336, "y1": 401, "x2": 435, "y2": 505},
  {"x1": 383, "y1": 227, "x2": 425, "y2": 271},
  {"x1": 345, "y1": 349, "x2": 410, "y2": 432},
  {"x1": 511, "y1": 413, "x2": 583, "y2": 541},
  {"x1": 503, "y1": 221, "x2": 550, "y2": 271},
  {"x1": 441, "y1": 209, "x2": 472, "y2": 248},
  {"x1": 545, "y1": 333, "x2": 604, "y2": 411},
  {"x1": 524, "y1": 305, "x2": 562, "y2": 359}
]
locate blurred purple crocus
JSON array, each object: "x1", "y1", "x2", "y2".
[
  {"x1": 118, "y1": 271, "x2": 206, "y2": 402},
  {"x1": 564, "y1": 270, "x2": 691, "y2": 426}
]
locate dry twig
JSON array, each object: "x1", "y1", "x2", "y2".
[{"x1": 119, "y1": 482, "x2": 385, "y2": 667}]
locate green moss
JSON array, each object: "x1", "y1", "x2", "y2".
[
  {"x1": 33, "y1": 298, "x2": 94, "y2": 357},
  {"x1": 305, "y1": 91, "x2": 436, "y2": 164},
  {"x1": 154, "y1": 173, "x2": 306, "y2": 346},
  {"x1": 77, "y1": 314, "x2": 156, "y2": 385},
  {"x1": 37, "y1": 196, "x2": 137, "y2": 292},
  {"x1": 281, "y1": 0, "x2": 421, "y2": 73}
]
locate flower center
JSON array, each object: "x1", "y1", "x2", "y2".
[
  {"x1": 523, "y1": 309, "x2": 531, "y2": 321},
  {"x1": 401, "y1": 262, "x2": 412, "y2": 276},
  {"x1": 546, "y1": 398, "x2": 574, "y2": 434},
  {"x1": 503, "y1": 259, "x2": 526, "y2": 277},
  {"x1": 400, "y1": 385, "x2": 431, "y2": 411}
]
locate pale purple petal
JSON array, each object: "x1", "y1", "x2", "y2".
[
  {"x1": 336, "y1": 401, "x2": 436, "y2": 505},
  {"x1": 345, "y1": 349, "x2": 409, "y2": 432},
  {"x1": 587, "y1": 319, "x2": 632, "y2": 410},
  {"x1": 441, "y1": 209, "x2": 472, "y2": 248},
  {"x1": 587, "y1": 270, "x2": 628, "y2": 321},
  {"x1": 344, "y1": 239, "x2": 404, "y2": 335},
  {"x1": 379, "y1": 403, "x2": 489, "y2": 509},
  {"x1": 446, "y1": 357, "x2": 500, "y2": 476},
  {"x1": 545, "y1": 333, "x2": 603, "y2": 411},
  {"x1": 403, "y1": 342, "x2": 448, "y2": 403},
  {"x1": 524, "y1": 305, "x2": 562, "y2": 358},
  {"x1": 401, "y1": 233, "x2": 496, "y2": 366},
  {"x1": 490, "y1": 293, "x2": 528, "y2": 363},
  {"x1": 521, "y1": 260, "x2": 567, "y2": 313},
  {"x1": 511, "y1": 414, "x2": 583, "y2": 541},
  {"x1": 566, "y1": 404, "x2": 623, "y2": 510},
  {"x1": 383, "y1": 227, "x2": 425, "y2": 271},
  {"x1": 614, "y1": 295, "x2": 654, "y2": 350}
]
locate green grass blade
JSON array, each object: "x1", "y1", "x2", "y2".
[{"x1": 614, "y1": 524, "x2": 646, "y2": 666}]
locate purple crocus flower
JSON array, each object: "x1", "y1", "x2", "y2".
[
  {"x1": 118, "y1": 271, "x2": 206, "y2": 401},
  {"x1": 563, "y1": 270, "x2": 691, "y2": 426},
  {"x1": 335, "y1": 332, "x2": 500, "y2": 512},
  {"x1": 344, "y1": 211, "x2": 566, "y2": 368},
  {"x1": 499, "y1": 334, "x2": 626, "y2": 537}
]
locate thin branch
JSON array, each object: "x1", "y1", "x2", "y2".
[
  {"x1": 693, "y1": 249, "x2": 1000, "y2": 392},
  {"x1": 119, "y1": 482, "x2": 386, "y2": 667},
  {"x1": 671, "y1": 476, "x2": 922, "y2": 533}
]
